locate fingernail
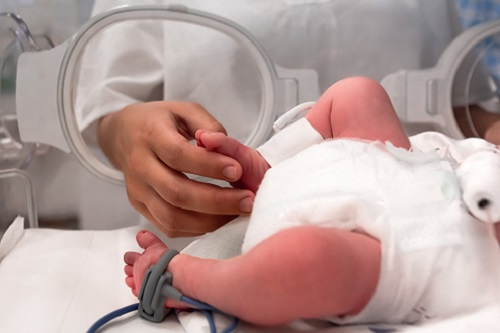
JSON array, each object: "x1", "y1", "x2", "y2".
[
  {"x1": 239, "y1": 197, "x2": 254, "y2": 213},
  {"x1": 223, "y1": 166, "x2": 237, "y2": 180}
]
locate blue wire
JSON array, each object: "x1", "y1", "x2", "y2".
[
  {"x1": 180, "y1": 295, "x2": 219, "y2": 311},
  {"x1": 201, "y1": 310, "x2": 217, "y2": 333},
  {"x1": 180, "y1": 295, "x2": 239, "y2": 333},
  {"x1": 87, "y1": 303, "x2": 139, "y2": 333},
  {"x1": 87, "y1": 297, "x2": 239, "y2": 333},
  {"x1": 221, "y1": 316, "x2": 239, "y2": 333}
]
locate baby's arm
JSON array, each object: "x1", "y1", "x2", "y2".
[{"x1": 125, "y1": 227, "x2": 381, "y2": 326}]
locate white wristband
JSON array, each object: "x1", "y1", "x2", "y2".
[{"x1": 257, "y1": 109, "x2": 323, "y2": 167}]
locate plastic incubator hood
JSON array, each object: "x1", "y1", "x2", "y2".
[
  {"x1": 14, "y1": 6, "x2": 500, "y2": 184},
  {"x1": 14, "y1": 4, "x2": 319, "y2": 184}
]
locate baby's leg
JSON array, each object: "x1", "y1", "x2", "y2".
[
  {"x1": 306, "y1": 76, "x2": 411, "y2": 149},
  {"x1": 126, "y1": 228, "x2": 380, "y2": 326},
  {"x1": 196, "y1": 130, "x2": 270, "y2": 192}
]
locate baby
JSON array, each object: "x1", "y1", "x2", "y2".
[{"x1": 124, "y1": 77, "x2": 500, "y2": 326}]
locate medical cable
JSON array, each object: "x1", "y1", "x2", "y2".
[
  {"x1": 87, "y1": 249, "x2": 239, "y2": 333},
  {"x1": 87, "y1": 303, "x2": 139, "y2": 333},
  {"x1": 87, "y1": 298, "x2": 238, "y2": 333},
  {"x1": 178, "y1": 295, "x2": 239, "y2": 333}
]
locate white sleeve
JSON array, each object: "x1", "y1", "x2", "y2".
[{"x1": 74, "y1": 0, "x2": 165, "y2": 146}]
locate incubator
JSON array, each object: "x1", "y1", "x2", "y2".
[
  {"x1": 1, "y1": 4, "x2": 500, "y2": 333},
  {"x1": 0, "y1": 0, "x2": 498, "y2": 255},
  {"x1": 1, "y1": 4, "x2": 498, "y2": 187}
]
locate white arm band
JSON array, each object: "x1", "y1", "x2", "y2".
[{"x1": 257, "y1": 103, "x2": 323, "y2": 167}]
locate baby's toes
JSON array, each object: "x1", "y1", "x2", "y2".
[
  {"x1": 125, "y1": 276, "x2": 137, "y2": 295},
  {"x1": 136, "y1": 230, "x2": 166, "y2": 250},
  {"x1": 124, "y1": 264, "x2": 133, "y2": 277},
  {"x1": 124, "y1": 251, "x2": 140, "y2": 266}
]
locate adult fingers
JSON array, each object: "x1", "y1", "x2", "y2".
[
  {"x1": 149, "y1": 101, "x2": 243, "y2": 182},
  {"x1": 168, "y1": 101, "x2": 227, "y2": 136},
  {"x1": 130, "y1": 187, "x2": 242, "y2": 237},
  {"x1": 144, "y1": 160, "x2": 254, "y2": 215},
  {"x1": 153, "y1": 129, "x2": 244, "y2": 183}
]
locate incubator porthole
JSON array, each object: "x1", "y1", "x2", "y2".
[
  {"x1": 59, "y1": 6, "x2": 280, "y2": 184},
  {"x1": 15, "y1": 6, "x2": 313, "y2": 184},
  {"x1": 451, "y1": 30, "x2": 500, "y2": 139},
  {"x1": 73, "y1": 18, "x2": 264, "y2": 155}
]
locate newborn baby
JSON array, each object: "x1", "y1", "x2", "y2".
[{"x1": 124, "y1": 77, "x2": 500, "y2": 326}]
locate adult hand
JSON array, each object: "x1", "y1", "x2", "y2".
[{"x1": 98, "y1": 101, "x2": 255, "y2": 237}]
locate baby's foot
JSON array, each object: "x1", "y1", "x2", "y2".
[
  {"x1": 124, "y1": 230, "x2": 169, "y2": 297},
  {"x1": 196, "y1": 130, "x2": 270, "y2": 192}
]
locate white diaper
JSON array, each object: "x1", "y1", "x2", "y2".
[
  {"x1": 243, "y1": 140, "x2": 462, "y2": 252},
  {"x1": 243, "y1": 138, "x2": 500, "y2": 324}
]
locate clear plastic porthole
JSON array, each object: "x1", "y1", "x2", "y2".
[
  {"x1": 451, "y1": 27, "x2": 500, "y2": 140},
  {"x1": 381, "y1": 19, "x2": 500, "y2": 141}
]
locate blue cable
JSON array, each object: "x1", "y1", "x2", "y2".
[
  {"x1": 180, "y1": 295, "x2": 240, "y2": 333},
  {"x1": 88, "y1": 249, "x2": 238, "y2": 333},
  {"x1": 87, "y1": 303, "x2": 139, "y2": 333},
  {"x1": 180, "y1": 295, "x2": 219, "y2": 311},
  {"x1": 201, "y1": 310, "x2": 217, "y2": 333},
  {"x1": 221, "y1": 314, "x2": 240, "y2": 333},
  {"x1": 87, "y1": 298, "x2": 239, "y2": 333}
]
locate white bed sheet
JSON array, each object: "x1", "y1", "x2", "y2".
[{"x1": 0, "y1": 217, "x2": 499, "y2": 333}]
